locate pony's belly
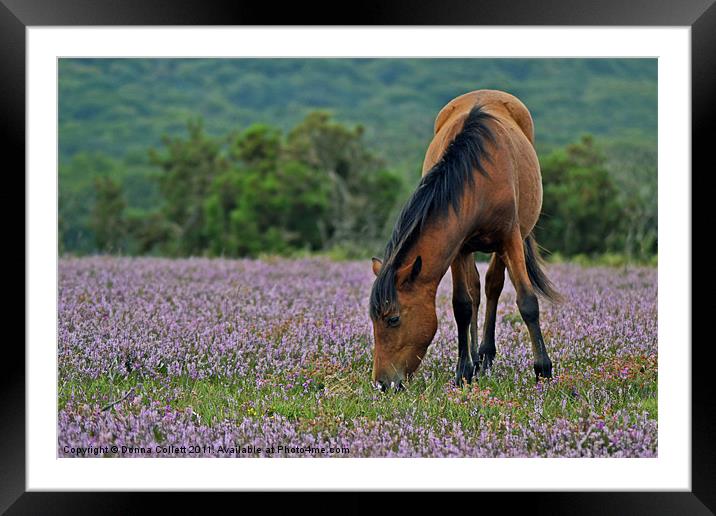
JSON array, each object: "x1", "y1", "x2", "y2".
[{"x1": 462, "y1": 232, "x2": 502, "y2": 254}]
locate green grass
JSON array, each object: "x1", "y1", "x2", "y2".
[{"x1": 58, "y1": 350, "x2": 657, "y2": 437}]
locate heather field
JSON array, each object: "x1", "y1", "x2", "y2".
[{"x1": 58, "y1": 257, "x2": 657, "y2": 458}]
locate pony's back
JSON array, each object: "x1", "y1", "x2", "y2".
[{"x1": 424, "y1": 90, "x2": 535, "y2": 175}]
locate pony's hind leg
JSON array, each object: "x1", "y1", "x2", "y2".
[
  {"x1": 451, "y1": 252, "x2": 475, "y2": 385},
  {"x1": 479, "y1": 253, "x2": 505, "y2": 374},
  {"x1": 502, "y1": 231, "x2": 553, "y2": 380}
]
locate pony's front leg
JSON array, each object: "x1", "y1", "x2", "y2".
[
  {"x1": 466, "y1": 255, "x2": 481, "y2": 375},
  {"x1": 479, "y1": 253, "x2": 505, "y2": 374},
  {"x1": 451, "y1": 252, "x2": 475, "y2": 385}
]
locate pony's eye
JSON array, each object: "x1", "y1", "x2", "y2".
[{"x1": 387, "y1": 316, "x2": 400, "y2": 327}]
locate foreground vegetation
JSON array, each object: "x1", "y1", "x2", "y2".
[{"x1": 58, "y1": 257, "x2": 657, "y2": 457}]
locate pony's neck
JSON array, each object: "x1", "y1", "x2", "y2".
[{"x1": 406, "y1": 217, "x2": 469, "y2": 294}]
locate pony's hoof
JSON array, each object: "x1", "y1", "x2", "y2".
[
  {"x1": 455, "y1": 361, "x2": 474, "y2": 386},
  {"x1": 534, "y1": 357, "x2": 553, "y2": 380},
  {"x1": 478, "y1": 351, "x2": 495, "y2": 374}
]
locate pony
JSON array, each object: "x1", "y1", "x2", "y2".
[{"x1": 369, "y1": 89, "x2": 560, "y2": 391}]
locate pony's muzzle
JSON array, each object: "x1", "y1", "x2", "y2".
[{"x1": 375, "y1": 376, "x2": 405, "y2": 393}]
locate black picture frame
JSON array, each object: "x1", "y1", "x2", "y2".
[{"x1": 4, "y1": 1, "x2": 710, "y2": 513}]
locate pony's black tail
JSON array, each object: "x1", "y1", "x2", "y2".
[{"x1": 524, "y1": 234, "x2": 562, "y2": 303}]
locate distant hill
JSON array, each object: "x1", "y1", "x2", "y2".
[{"x1": 59, "y1": 58, "x2": 657, "y2": 172}]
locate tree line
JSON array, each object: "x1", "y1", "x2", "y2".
[
  {"x1": 63, "y1": 113, "x2": 656, "y2": 261},
  {"x1": 76, "y1": 113, "x2": 403, "y2": 258}
]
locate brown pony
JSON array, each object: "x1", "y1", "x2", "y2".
[{"x1": 369, "y1": 89, "x2": 560, "y2": 391}]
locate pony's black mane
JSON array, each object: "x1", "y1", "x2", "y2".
[{"x1": 369, "y1": 103, "x2": 496, "y2": 320}]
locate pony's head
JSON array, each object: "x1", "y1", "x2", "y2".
[
  {"x1": 369, "y1": 255, "x2": 438, "y2": 392},
  {"x1": 367, "y1": 103, "x2": 496, "y2": 392}
]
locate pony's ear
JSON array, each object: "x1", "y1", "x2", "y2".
[
  {"x1": 371, "y1": 257, "x2": 383, "y2": 277},
  {"x1": 397, "y1": 255, "x2": 422, "y2": 287}
]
